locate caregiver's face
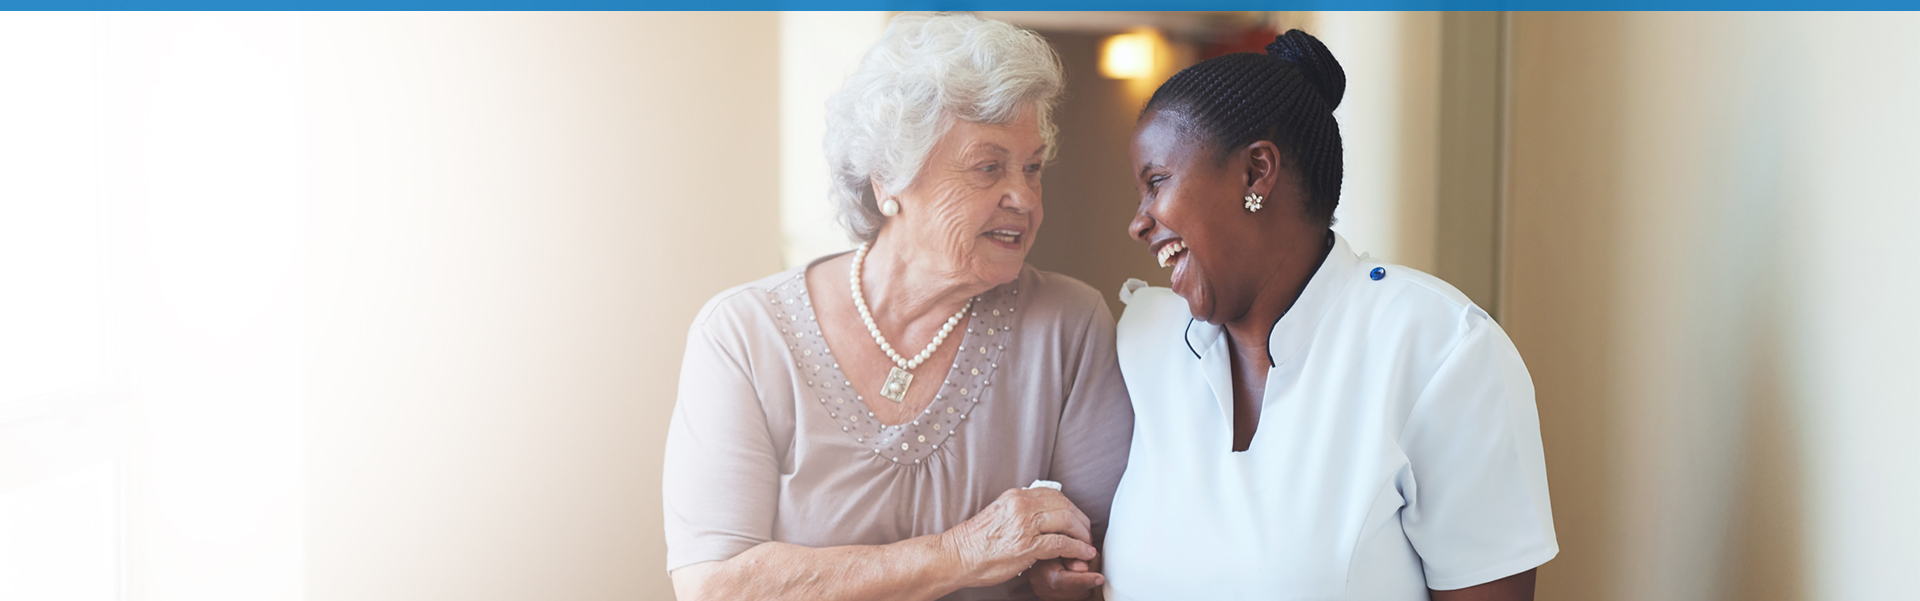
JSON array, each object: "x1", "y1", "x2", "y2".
[
  {"x1": 891, "y1": 104, "x2": 1046, "y2": 286},
  {"x1": 1127, "y1": 110, "x2": 1267, "y2": 324}
]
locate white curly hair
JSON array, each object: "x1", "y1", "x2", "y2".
[{"x1": 823, "y1": 12, "x2": 1064, "y2": 243}]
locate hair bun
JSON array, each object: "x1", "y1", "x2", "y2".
[{"x1": 1265, "y1": 29, "x2": 1346, "y2": 110}]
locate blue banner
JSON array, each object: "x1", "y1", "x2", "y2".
[{"x1": 5, "y1": 1, "x2": 1916, "y2": 12}]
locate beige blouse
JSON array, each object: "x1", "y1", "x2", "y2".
[{"x1": 663, "y1": 260, "x2": 1134, "y2": 600}]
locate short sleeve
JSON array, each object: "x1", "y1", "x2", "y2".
[
  {"x1": 1398, "y1": 317, "x2": 1558, "y2": 590},
  {"x1": 1047, "y1": 294, "x2": 1135, "y2": 546},
  {"x1": 661, "y1": 308, "x2": 781, "y2": 572}
]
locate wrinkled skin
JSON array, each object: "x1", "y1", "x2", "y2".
[
  {"x1": 942, "y1": 487, "x2": 1099, "y2": 590},
  {"x1": 675, "y1": 105, "x2": 1104, "y2": 601},
  {"x1": 816, "y1": 105, "x2": 1048, "y2": 427},
  {"x1": 872, "y1": 104, "x2": 1046, "y2": 294}
]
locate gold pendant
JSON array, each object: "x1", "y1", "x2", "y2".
[{"x1": 881, "y1": 367, "x2": 912, "y2": 402}]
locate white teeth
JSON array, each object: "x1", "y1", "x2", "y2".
[
  {"x1": 986, "y1": 230, "x2": 1020, "y2": 243},
  {"x1": 1156, "y1": 240, "x2": 1187, "y2": 268}
]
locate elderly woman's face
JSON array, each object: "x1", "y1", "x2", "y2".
[{"x1": 888, "y1": 105, "x2": 1045, "y2": 286}]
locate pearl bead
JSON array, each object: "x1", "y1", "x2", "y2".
[{"x1": 847, "y1": 242, "x2": 971, "y2": 374}]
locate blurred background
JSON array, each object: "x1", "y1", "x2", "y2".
[{"x1": 1, "y1": 11, "x2": 1916, "y2": 601}]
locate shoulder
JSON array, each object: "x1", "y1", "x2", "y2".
[
  {"x1": 1330, "y1": 259, "x2": 1525, "y2": 399},
  {"x1": 688, "y1": 266, "x2": 807, "y2": 338},
  {"x1": 1114, "y1": 279, "x2": 1189, "y2": 342},
  {"x1": 1012, "y1": 264, "x2": 1112, "y2": 326},
  {"x1": 1339, "y1": 258, "x2": 1493, "y2": 345}
]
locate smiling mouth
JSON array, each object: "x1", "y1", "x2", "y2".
[
  {"x1": 985, "y1": 229, "x2": 1023, "y2": 245},
  {"x1": 1155, "y1": 240, "x2": 1187, "y2": 268}
]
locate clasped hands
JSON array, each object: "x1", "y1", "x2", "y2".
[{"x1": 938, "y1": 486, "x2": 1105, "y2": 601}]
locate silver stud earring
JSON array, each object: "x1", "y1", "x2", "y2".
[
  {"x1": 1243, "y1": 191, "x2": 1264, "y2": 213},
  {"x1": 880, "y1": 199, "x2": 900, "y2": 216}
]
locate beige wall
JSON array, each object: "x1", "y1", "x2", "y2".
[
  {"x1": 1505, "y1": 13, "x2": 1920, "y2": 600},
  {"x1": 303, "y1": 13, "x2": 779, "y2": 601},
  {"x1": 779, "y1": 11, "x2": 888, "y2": 268},
  {"x1": 1023, "y1": 29, "x2": 1187, "y2": 313},
  {"x1": 1319, "y1": 12, "x2": 1444, "y2": 277},
  {"x1": 1027, "y1": 14, "x2": 1471, "y2": 315},
  {"x1": 1, "y1": 13, "x2": 777, "y2": 600}
]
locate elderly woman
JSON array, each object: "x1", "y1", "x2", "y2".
[
  {"x1": 664, "y1": 13, "x2": 1132, "y2": 601},
  {"x1": 1101, "y1": 31, "x2": 1556, "y2": 600}
]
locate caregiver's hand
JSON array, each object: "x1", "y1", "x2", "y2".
[
  {"x1": 1028, "y1": 558, "x2": 1104, "y2": 600},
  {"x1": 939, "y1": 487, "x2": 1097, "y2": 590}
]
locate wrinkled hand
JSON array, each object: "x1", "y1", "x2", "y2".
[
  {"x1": 1028, "y1": 558, "x2": 1103, "y2": 600},
  {"x1": 940, "y1": 487, "x2": 1097, "y2": 590}
]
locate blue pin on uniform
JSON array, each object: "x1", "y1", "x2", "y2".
[{"x1": 1370, "y1": 267, "x2": 1386, "y2": 280}]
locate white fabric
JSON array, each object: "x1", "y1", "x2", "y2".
[{"x1": 1102, "y1": 234, "x2": 1556, "y2": 600}]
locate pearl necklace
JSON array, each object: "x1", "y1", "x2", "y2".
[{"x1": 849, "y1": 242, "x2": 971, "y2": 402}]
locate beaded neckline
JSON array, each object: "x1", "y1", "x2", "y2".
[{"x1": 763, "y1": 270, "x2": 1020, "y2": 466}]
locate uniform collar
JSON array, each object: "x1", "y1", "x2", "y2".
[{"x1": 1183, "y1": 232, "x2": 1358, "y2": 368}]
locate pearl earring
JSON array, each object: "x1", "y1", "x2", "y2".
[
  {"x1": 880, "y1": 198, "x2": 900, "y2": 216},
  {"x1": 1243, "y1": 191, "x2": 1264, "y2": 213}
]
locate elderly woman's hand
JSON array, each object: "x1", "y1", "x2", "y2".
[{"x1": 938, "y1": 487, "x2": 1098, "y2": 590}]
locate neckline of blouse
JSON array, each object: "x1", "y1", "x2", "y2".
[
  {"x1": 764, "y1": 261, "x2": 1024, "y2": 467},
  {"x1": 1181, "y1": 233, "x2": 1360, "y2": 370}
]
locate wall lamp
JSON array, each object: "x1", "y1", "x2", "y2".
[{"x1": 1100, "y1": 29, "x2": 1166, "y2": 80}]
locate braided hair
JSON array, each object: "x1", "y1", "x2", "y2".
[{"x1": 1144, "y1": 29, "x2": 1346, "y2": 226}]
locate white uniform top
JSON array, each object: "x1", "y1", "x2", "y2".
[{"x1": 1102, "y1": 234, "x2": 1556, "y2": 600}]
